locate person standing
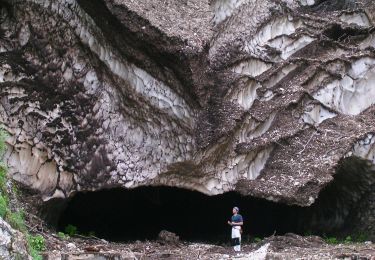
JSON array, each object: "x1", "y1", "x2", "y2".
[{"x1": 227, "y1": 206, "x2": 243, "y2": 252}]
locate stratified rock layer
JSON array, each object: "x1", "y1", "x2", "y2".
[{"x1": 0, "y1": 0, "x2": 375, "y2": 211}]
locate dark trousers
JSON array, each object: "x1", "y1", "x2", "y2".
[{"x1": 231, "y1": 237, "x2": 240, "y2": 246}]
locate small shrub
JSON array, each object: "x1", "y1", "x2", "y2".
[
  {"x1": 11, "y1": 183, "x2": 20, "y2": 196},
  {"x1": 64, "y1": 224, "x2": 77, "y2": 236},
  {"x1": 30, "y1": 248, "x2": 42, "y2": 260},
  {"x1": 355, "y1": 233, "x2": 369, "y2": 242},
  {"x1": 0, "y1": 195, "x2": 8, "y2": 217},
  {"x1": 325, "y1": 237, "x2": 338, "y2": 244},
  {"x1": 0, "y1": 165, "x2": 6, "y2": 193},
  {"x1": 27, "y1": 234, "x2": 45, "y2": 260},
  {"x1": 8, "y1": 211, "x2": 26, "y2": 232},
  {"x1": 57, "y1": 232, "x2": 68, "y2": 240},
  {"x1": 254, "y1": 237, "x2": 262, "y2": 243},
  {"x1": 28, "y1": 234, "x2": 46, "y2": 252},
  {"x1": 0, "y1": 128, "x2": 8, "y2": 195},
  {"x1": 344, "y1": 236, "x2": 352, "y2": 244}
]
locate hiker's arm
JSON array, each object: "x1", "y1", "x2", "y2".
[{"x1": 228, "y1": 221, "x2": 243, "y2": 226}]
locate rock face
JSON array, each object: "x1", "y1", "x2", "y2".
[
  {"x1": 0, "y1": 0, "x2": 375, "y2": 215},
  {"x1": 0, "y1": 217, "x2": 31, "y2": 259}
]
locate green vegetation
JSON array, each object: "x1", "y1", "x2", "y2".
[
  {"x1": 7, "y1": 210, "x2": 27, "y2": 232},
  {"x1": 344, "y1": 236, "x2": 352, "y2": 244},
  {"x1": 324, "y1": 233, "x2": 370, "y2": 244},
  {"x1": 58, "y1": 231, "x2": 68, "y2": 240},
  {"x1": 29, "y1": 249, "x2": 43, "y2": 260},
  {"x1": 324, "y1": 237, "x2": 339, "y2": 244},
  {"x1": 27, "y1": 234, "x2": 46, "y2": 260},
  {"x1": 0, "y1": 165, "x2": 8, "y2": 219},
  {"x1": 0, "y1": 165, "x2": 6, "y2": 192},
  {"x1": 28, "y1": 234, "x2": 45, "y2": 260},
  {"x1": 0, "y1": 194, "x2": 7, "y2": 217},
  {"x1": 64, "y1": 224, "x2": 78, "y2": 236},
  {"x1": 58, "y1": 226, "x2": 95, "y2": 239},
  {"x1": 28, "y1": 234, "x2": 46, "y2": 251},
  {"x1": 0, "y1": 128, "x2": 45, "y2": 259},
  {"x1": 352, "y1": 233, "x2": 370, "y2": 243},
  {"x1": 0, "y1": 129, "x2": 7, "y2": 199},
  {"x1": 253, "y1": 237, "x2": 262, "y2": 243},
  {"x1": 0, "y1": 129, "x2": 12, "y2": 224}
]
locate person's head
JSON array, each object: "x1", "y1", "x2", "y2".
[{"x1": 232, "y1": 207, "x2": 239, "y2": 214}]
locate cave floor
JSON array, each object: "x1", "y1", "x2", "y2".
[
  {"x1": 19, "y1": 186, "x2": 375, "y2": 259},
  {"x1": 40, "y1": 232, "x2": 375, "y2": 260}
]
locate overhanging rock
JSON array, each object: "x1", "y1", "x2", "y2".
[{"x1": 0, "y1": 0, "x2": 375, "y2": 207}]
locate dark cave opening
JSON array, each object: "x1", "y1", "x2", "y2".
[
  {"x1": 51, "y1": 157, "x2": 375, "y2": 243},
  {"x1": 56, "y1": 186, "x2": 302, "y2": 243}
]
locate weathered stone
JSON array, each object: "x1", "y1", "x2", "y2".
[
  {"x1": 0, "y1": 0, "x2": 374, "y2": 225},
  {"x1": 0, "y1": 217, "x2": 31, "y2": 260}
]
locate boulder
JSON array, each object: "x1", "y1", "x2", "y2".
[
  {"x1": 157, "y1": 230, "x2": 180, "y2": 244},
  {"x1": 0, "y1": 217, "x2": 31, "y2": 259}
]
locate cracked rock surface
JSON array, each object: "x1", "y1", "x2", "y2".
[
  {"x1": 0, "y1": 0, "x2": 375, "y2": 212},
  {"x1": 0, "y1": 217, "x2": 30, "y2": 259}
]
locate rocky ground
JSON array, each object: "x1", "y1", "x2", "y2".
[
  {"x1": 2, "y1": 189, "x2": 375, "y2": 259},
  {"x1": 4, "y1": 188, "x2": 373, "y2": 260},
  {"x1": 37, "y1": 232, "x2": 375, "y2": 259}
]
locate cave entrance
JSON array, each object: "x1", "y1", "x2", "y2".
[
  {"x1": 56, "y1": 186, "x2": 301, "y2": 243},
  {"x1": 53, "y1": 157, "x2": 375, "y2": 243}
]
